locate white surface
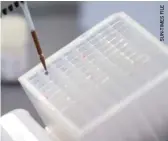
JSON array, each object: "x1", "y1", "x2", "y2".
[
  {"x1": 1, "y1": 15, "x2": 28, "y2": 81},
  {"x1": 1, "y1": 14, "x2": 28, "y2": 51},
  {"x1": 19, "y1": 12, "x2": 168, "y2": 141},
  {"x1": 0, "y1": 109, "x2": 53, "y2": 141},
  {"x1": 1, "y1": 53, "x2": 27, "y2": 81}
]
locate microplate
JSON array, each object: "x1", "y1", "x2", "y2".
[{"x1": 19, "y1": 12, "x2": 168, "y2": 141}]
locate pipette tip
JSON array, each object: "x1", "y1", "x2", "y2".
[{"x1": 45, "y1": 70, "x2": 49, "y2": 75}]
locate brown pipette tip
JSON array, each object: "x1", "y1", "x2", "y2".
[
  {"x1": 45, "y1": 71, "x2": 49, "y2": 75},
  {"x1": 31, "y1": 30, "x2": 48, "y2": 75}
]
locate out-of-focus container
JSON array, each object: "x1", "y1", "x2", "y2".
[
  {"x1": 0, "y1": 109, "x2": 54, "y2": 141},
  {"x1": 1, "y1": 14, "x2": 28, "y2": 83},
  {"x1": 19, "y1": 12, "x2": 168, "y2": 141}
]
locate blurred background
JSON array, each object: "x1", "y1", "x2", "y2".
[{"x1": 1, "y1": 1, "x2": 168, "y2": 126}]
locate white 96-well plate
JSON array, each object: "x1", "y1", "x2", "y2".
[{"x1": 19, "y1": 12, "x2": 168, "y2": 141}]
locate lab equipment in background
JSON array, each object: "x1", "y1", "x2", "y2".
[
  {"x1": 0, "y1": 109, "x2": 54, "y2": 141},
  {"x1": 1, "y1": 1, "x2": 48, "y2": 75},
  {"x1": 19, "y1": 12, "x2": 168, "y2": 141},
  {"x1": 1, "y1": 14, "x2": 28, "y2": 83}
]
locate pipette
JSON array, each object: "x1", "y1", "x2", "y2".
[
  {"x1": 1, "y1": 1, "x2": 48, "y2": 74},
  {"x1": 20, "y1": 1, "x2": 48, "y2": 74}
]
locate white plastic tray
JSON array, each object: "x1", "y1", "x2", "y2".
[
  {"x1": 19, "y1": 12, "x2": 168, "y2": 141},
  {"x1": 0, "y1": 109, "x2": 53, "y2": 141}
]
